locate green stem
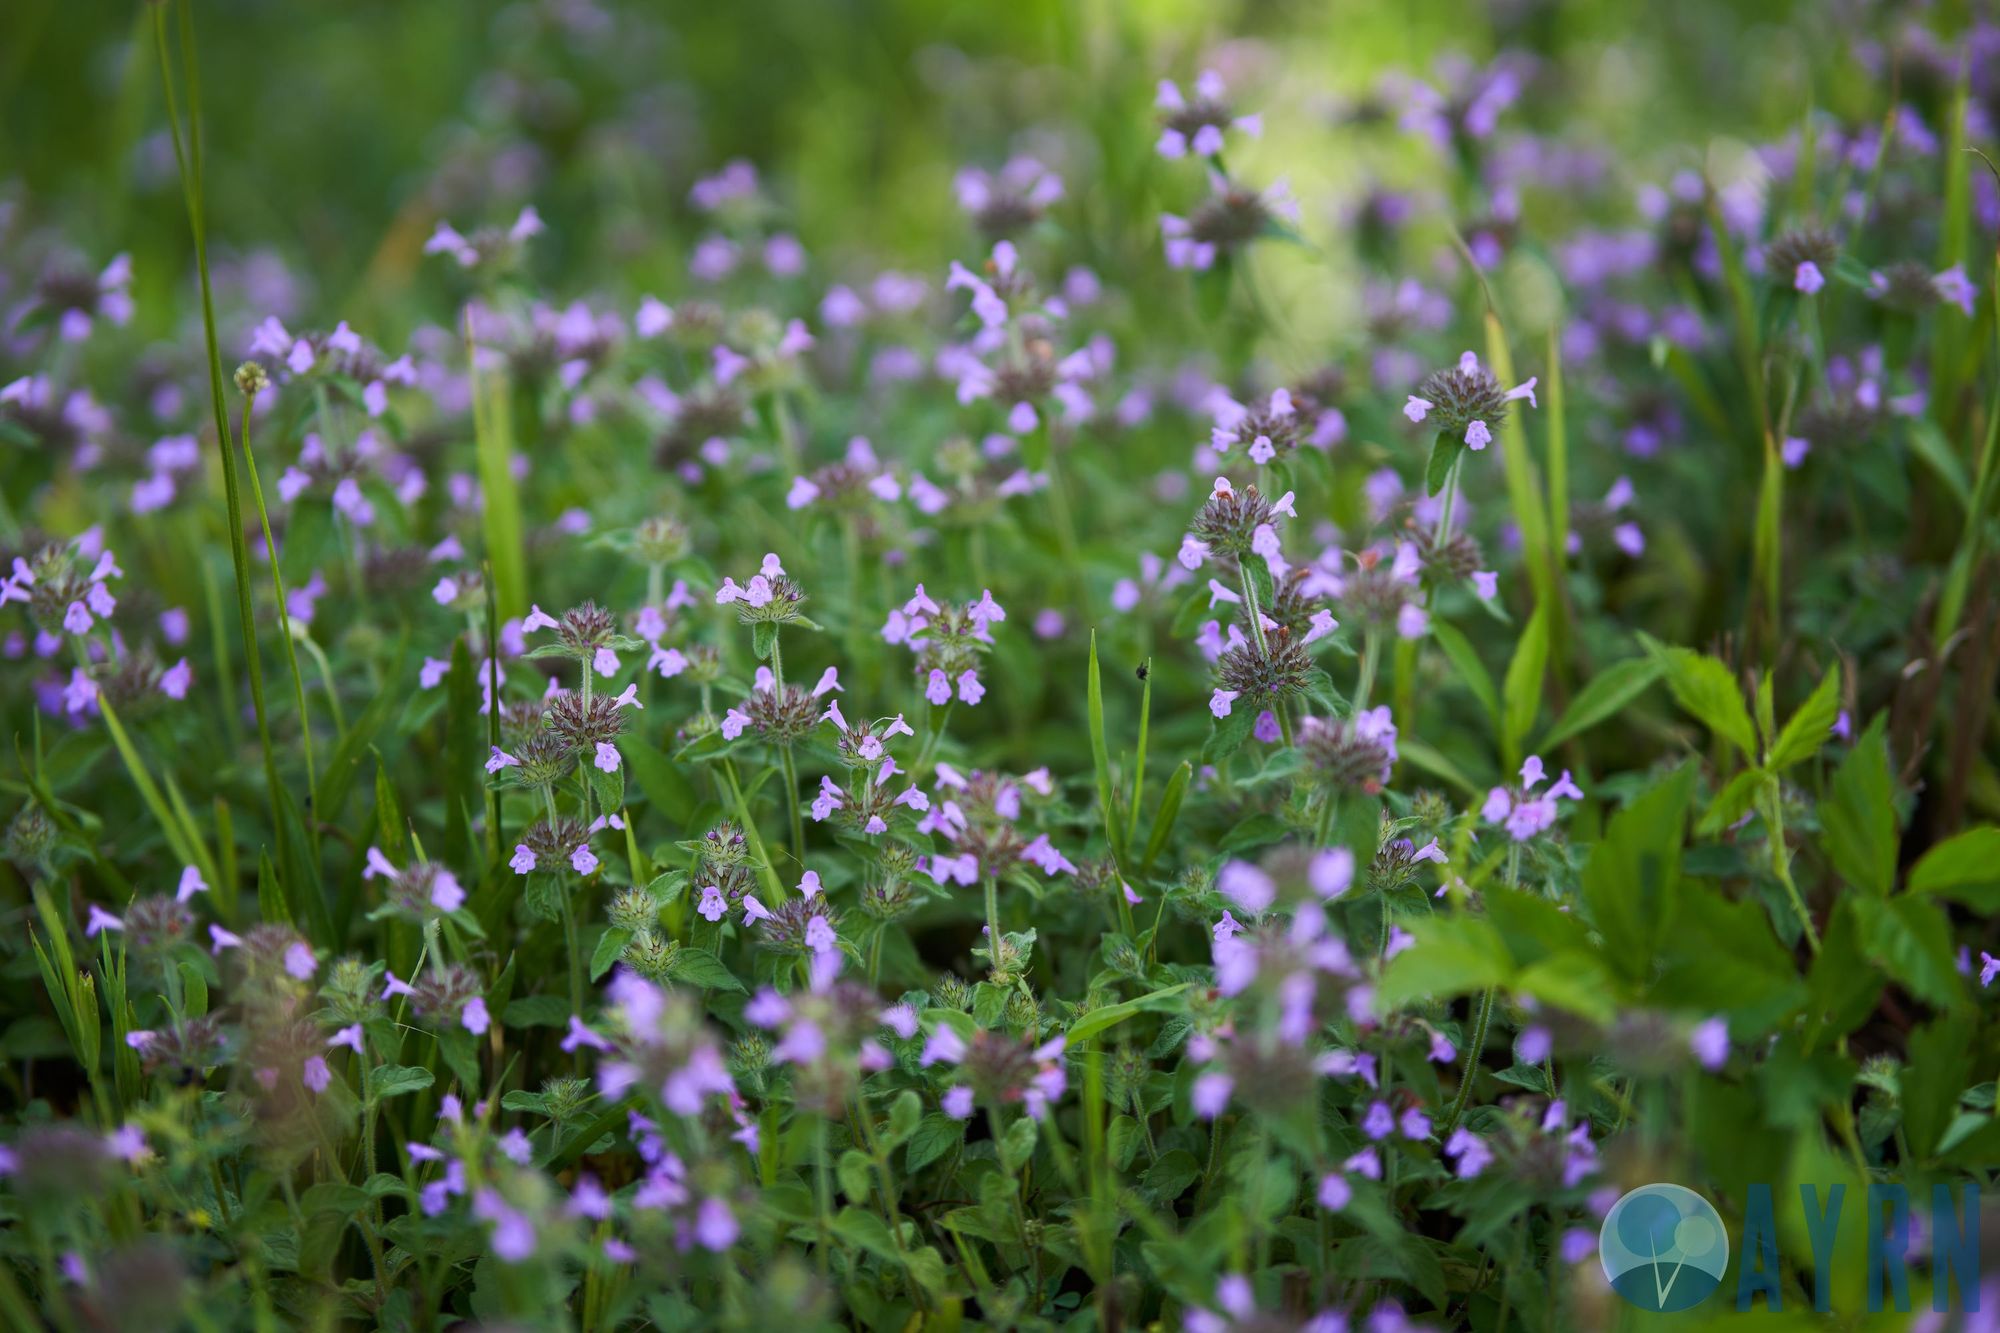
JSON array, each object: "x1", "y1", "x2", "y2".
[
  {"x1": 1441, "y1": 986, "x2": 1496, "y2": 1139},
  {"x1": 1354, "y1": 631, "x2": 1381, "y2": 711},
  {"x1": 983, "y1": 874, "x2": 1003, "y2": 984},
  {"x1": 154, "y1": 2, "x2": 284, "y2": 841},
  {"x1": 236, "y1": 393, "x2": 320, "y2": 838},
  {"x1": 559, "y1": 881, "x2": 583, "y2": 1022},
  {"x1": 1760, "y1": 786, "x2": 1822, "y2": 954}
]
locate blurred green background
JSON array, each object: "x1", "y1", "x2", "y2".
[{"x1": 3, "y1": 0, "x2": 1837, "y2": 345}]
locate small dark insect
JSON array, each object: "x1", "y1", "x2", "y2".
[{"x1": 1135, "y1": 663, "x2": 1149, "y2": 681}]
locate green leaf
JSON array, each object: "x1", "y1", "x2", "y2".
[
  {"x1": 1651, "y1": 885, "x2": 1806, "y2": 1032},
  {"x1": 1203, "y1": 702, "x2": 1257, "y2": 762},
  {"x1": 882, "y1": 1090, "x2": 922, "y2": 1149},
  {"x1": 1905, "y1": 826, "x2": 2000, "y2": 910},
  {"x1": 1642, "y1": 637, "x2": 1758, "y2": 758},
  {"x1": 1537, "y1": 656, "x2": 1663, "y2": 751},
  {"x1": 752, "y1": 621, "x2": 777, "y2": 661},
  {"x1": 1697, "y1": 767, "x2": 1770, "y2": 838},
  {"x1": 1066, "y1": 984, "x2": 1190, "y2": 1042},
  {"x1": 1579, "y1": 766, "x2": 1693, "y2": 981},
  {"x1": 905, "y1": 1113, "x2": 966, "y2": 1174},
  {"x1": 1805, "y1": 899, "x2": 1884, "y2": 1040},
  {"x1": 1140, "y1": 761, "x2": 1192, "y2": 872},
  {"x1": 1142, "y1": 1149, "x2": 1202, "y2": 1202},
  {"x1": 1425, "y1": 431, "x2": 1465, "y2": 496},
  {"x1": 300, "y1": 1182, "x2": 371, "y2": 1218},
  {"x1": 589, "y1": 759, "x2": 625, "y2": 816},
  {"x1": 1241, "y1": 557, "x2": 1275, "y2": 610},
  {"x1": 1086, "y1": 631, "x2": 1126, "y2": 865},
  {"x1": 1850, "y1": 896, "x2": 1962, "y2": 1010},
  {"x1": 1500, "y1": 602, "x2": 1550, "y2": 765},
  {"x1": 666, "y1": 947, "x2": 744, "y2": 992},
  {"x1": 1767, "y1": 666, "x2": 1842, "y2": 770},
  {"x1": 830, "y1": 1207, "x2": 899, "y2": 1260},
  {"x1": 469, "y1": 360, "x2": 527, "y2": 619},
  {"x1": 1901, "y1": 1021, "x2": 1973, "y2": 1160},
  {"x1": 623, "y1": 737, "x2": 700, "y2": 826},
  {"x1": 590, "y1": 928, "x2": 633, "y2": 981},
  {"x1": 999, "y1": 1115, "x2": 1038, "y2": 1174},
  {"x1": 501, "y1": 995, "x2": 570, "y2": 1028},
  {"x1": 1821, "y1": 717, "x2": 1896, "y2": 896},
  {"x1": 837, "y1": 1149, "x2": 874, "y2": 1204},
  {"x1": 438, "y1": 1028, "x2": 481, "y2": 1090},
  {"x1": 1513, "y1": 952, "x2": 1619, "y2": 1023},
  {"x1": 367, "y1": 1065, "x2": 435, "y2": 1099},
  {"x1": 1377, "y1": 915, "x2": 1512, "y2": 1009},
  {"x1": 1428, "y1": 619, "x2": 1499, "y2": 731},
  {"x1": 1396, "y1": 738, "x2": 1480, "y2": 799}
]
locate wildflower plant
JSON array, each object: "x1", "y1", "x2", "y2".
[{"x1": 2, "y1": 3, "x2": 2000, "y2": 1330}]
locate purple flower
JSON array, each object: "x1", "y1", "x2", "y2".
[
  {"x1": 1794, "y1": 260, "x2": 1825, "y2": 294},
  {"x1": 1310, "y1": 848, "x2": 1354, "y2": 899},
  {"x1": 510, "y1": 844, "x2": 536, "y2": 875},
  {"x1": 1445, "y1": 1128, "x2": 1493, "y2": 1178},
  {"x1": 1218, "y1": 861, "x2": 1276, "y2": 914},
  {"x1": 1934, "y1": 265, "x2": 1976, "y2": 316},
  {"x1": 594, "y1": 742, "x2": 621, "y2": 773},
  {"x1": 474, "y1": 1189, "x2": 537, "y2": 1262},
  {"x1": 942, "y1": 1085, "x2": 976, "y2": 1119},
  {"x1": 85, "y1": 904, "x2": 123, "y2": 936},
  {"x1": 175, "y1": 865, "x2": 208, "y2": 903},
  {"x1": 1191, "y1": 1071, "x2": 1234, "y2": 1118},
  {"x1": 460, "y1": 996, "x2": 491, "y2": 1035},
  {"x1": 694, "y1": 1197, "x2": 739, "y2": 1250},
  {"x1": 563, "y1": 1016, "x2": 613, "y2": 1053},
  {"x1": 571, "y1": 844, "x2": 599, "y2": 876},
  {"x1": 1210, "y1": 688, "x2": 1240, "y2": 718},
  {"x1": 1317, "y1": 1173, "x2": 1352, "y2": 1211},
  {"x1": 1690, "y1": 1017, "x2": 1729, "y2": 1069},
  {"x1": 925, "y1": 670, "x2": 952, "y2": 706},
  {"x1": 698, "y1": 886, "x2": 726, "y2": 921},
  {"x1": 1465, "y1": 419, "x2": 1492, "y2": 449}
]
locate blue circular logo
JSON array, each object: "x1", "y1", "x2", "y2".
[{"x1": 1598, "y1": 1183, "x2": 1729, "y2": 1312}]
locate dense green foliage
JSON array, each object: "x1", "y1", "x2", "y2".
[{"x1": 2, "y1": 1, "x2": 1998, "y2": 1329}]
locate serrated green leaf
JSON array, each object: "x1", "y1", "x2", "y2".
[
  {"x1": 1501, "y1": 601, "x2": 1550, "y2": 764},
  {"x1": 666, "y1": 946, "x2": 743, "y2": 991},
  {"x1": 1905, "y1": 826, "x2": 2000, "y2": 910},
  {"x1": 1822, "y1": 717, "x2": 1896, "y2": 897},
  {"x1": 905, "y1": 1113, "x2": 966, "y2": 1174},
  {"x1": 368, "y1": 1065, "x2": 435, "y2": 1099},
  {"x1": 1537, "y1": 656, "x2": 1663, "y2": 751},
  {"x1": 1851, "y1": 896, "x2": 1961, "y2": 1010},
  {"x1": 1642, "y1": 637, "x2": 1758, "y2": 758},
  {"x1": 590, "y1": 927, "x2": 633, "y2": 980},
  {"x1": 1767, "y1": 666, "x2": 1842, "y2": 770}
]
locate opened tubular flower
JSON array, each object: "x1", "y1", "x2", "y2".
[
  {"x1": 1160, "y1": 171, "x2": 1299, "y2": 271},
  {"x1": 1479, "y1": 754, "x2": 1583, "y2": 841},
  {"x1": 1405, "y1": 350, "x2": 1538, "y2": 440},
  {"x1": 714, "y1": 553, "x2": 808, "y2": 626},
  {"x1": 1155, "y1": 70, "x2": 1262, "y2": 159}
]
